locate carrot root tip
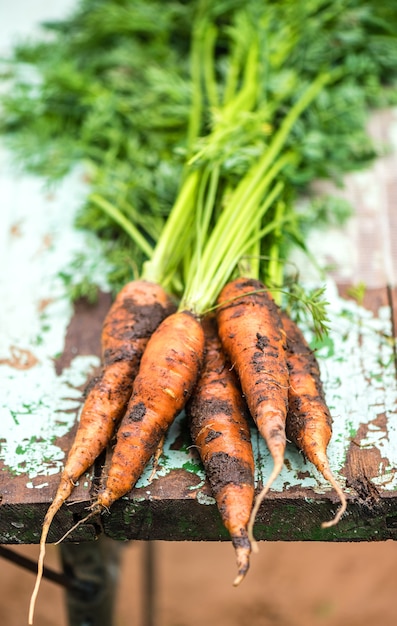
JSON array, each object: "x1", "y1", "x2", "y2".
[
  {"x1": 247, "y1": 458, "x2": 284, "y2": 547},
  {"x1": 319, "y1": 469, "x2": 348, "y2": 529},
  {"x1": 233, "y1": 573, "x2": 244, "y2": 587},
  {"x1": 251, "y1": 539, "x2": 260, "y2": 554},
  {"x1": 321, "y1": 499, "x2": 347, "y2": 529},
  {"x1": 53, "y1": 508, "x2": 99, "y2": 545},
  {"x1": 232, "y1": 545, "x2": 251, "y2": 587}
]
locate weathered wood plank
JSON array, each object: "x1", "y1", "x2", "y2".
[
  {"x1": 1, "y1": 282, "x2": 396, "y2": 543},
  {"x1": 97, "y1": 285, "x2": 397, "y2": 542},
  {"x1": 0, "y1": 465, "x2": 95, "y2": 544},
  {"x1": 0, "y1": 288, "x2": 114, "y2": 543}
]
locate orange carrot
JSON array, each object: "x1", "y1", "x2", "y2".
[
  {"x1": 93, "y1": 309, "x2": 205, "y2": 511},
  {"x1": 187, "y1": 315, "x2": 255, "y2": 586},
  {"x1": 281, "y1": 311, "x2": 347, "y2": 528},
  {"x1": 216, "y1": 277, "x2": 289, "y2": 551},
  {"x1": 60, "y1": 280, "x2": 175, "y2": 495},
  {"x1": 29, "y1": 280, "x2": 174, "y2": 625}
]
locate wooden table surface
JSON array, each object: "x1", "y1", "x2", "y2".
[{"x1": 1, "y1": 107, "x2": 397, "y2": 546}]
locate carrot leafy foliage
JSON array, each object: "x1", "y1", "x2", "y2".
[{"x1": 1, "y1": 0, "x2": 397, "y2": 324}]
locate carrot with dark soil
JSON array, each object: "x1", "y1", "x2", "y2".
[
  {"x1": 187, "y1": 315, "x2": 255, "y2": 586},
  {"x1": 93, "y1": 309, "x2": 205, "y2": 511},
  {"x1": 216, "y1": 277, "x2": 289, "y2": 550},
  {"x1": 29, "y1": 279, "x2": 174, "y2": 625},
  {"x1": 281, "y1": 311, "x2": 347, "y2": 527},
  {"x1": 64, "y1": 280, "x2": 175, "y2": 491}
]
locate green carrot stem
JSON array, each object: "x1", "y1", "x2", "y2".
[
  {"x1": 187, "y1": 18, "x2": 205, "y2": 152},
  {"x1": 181, "y1": 174, "x2": 286, "y2": 313},
  {"x1": 198, "y1": 151, "x2": 294, "y2": 282},
  {"x1": 184, "y1": 163, "x2": 220, "y2": 301},
  {"x1": 221, "y1": 38, "x2": 259, "y2": 123},
  {"x1": 222, "y1": 25, "x2": 245, "y2": 105},
  {"x1": 202, "y1": 73, "x2": 330, "y2": 269},
  {"x1": 142, "y1": 170, "x2": 200, "y2": 284},
  {"x1": 218, "y1": 72, "x2": 330, "y2": 226},
  {"x1": 188, "y1": 36, "x2": 260, "y2": 167},
  {"x1": 266, "y1": 199, "x2": 286, "y2": 304},
  {"x1": 203, "y1": 23, "x2": 219, "y2": 109},
  {"x1": 89, "y1": 193, "x2": 153, "y2": 259},
  {"x1": 201, "y1": 180, "x2": 286, "y2": 306},
  {"x1": 181, "y1": 72, "x2": 330, "y2": 314},
  {"x1": 240, "y1": 224, "x2": 261, "y2": 280}
]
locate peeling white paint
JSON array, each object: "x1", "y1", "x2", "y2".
[
  {"x1": 26, "y1": 481, "x2": 49, "y2": 490},
  {"x1": 0, "y1": 157, "x2": 108, "y2": 483},
  {"x1": 197, "y1": 492, "x2": 216, "y2": 506},
  {"x1": 1, "y1": 354, "x2": 100, "y2": 479},
  {"x1": 135, "y1": 414, "x2": 206, "y2": 490}
]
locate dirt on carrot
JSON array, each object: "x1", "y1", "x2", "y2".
[
  {"x1": 187, "y1": 315, "x2": 255, "y2": 586},
  {"x1": 94, "y1": 309, "x2": 205, "y2": 512},
  {"x1": 281, "y1": 310, "x2": 347, "y2": 528},
  {"x1": 216, "y1": 277, "x2": 289, "y2": 550}
]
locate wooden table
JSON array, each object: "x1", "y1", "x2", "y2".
[{"x1": 1, "y1": 108, "x2": 397, "y2": 548}]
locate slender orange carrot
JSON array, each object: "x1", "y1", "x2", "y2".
[
  {"x1": 187, "y1": 315, "x2": 255, "y2": 586},
  {"x1": 61, "y1": 280, "x2": 175, "y2": 495},
  {"x1": 216, "y1": 277, "x2": 289, "y2": 551},
  {"x1": 29, "y1": 280, "x2": 174, "y2": 625},
  {"x1": 93, "y1": 309, "x2": 205, "y2": 511},
  {"x1": 281, "y1": 311, "x2": 347, "y2": 527}
]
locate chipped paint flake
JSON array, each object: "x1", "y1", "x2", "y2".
[
  {"x1": 197, "y1": 492, "x2": 216, "y2": 506},
  {"x1": 26, "y1": 481, "x2": 49, "y2": 490},
  {"x1": 135, "y1": 415, "x2": 206, "y2": 488}
]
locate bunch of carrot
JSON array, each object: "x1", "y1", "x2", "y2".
[
  {"x1": 29, "y1": 175, "x2": 346, "y2": 625},
  {"x1": 29, "y1": 269, "x2": 348, "y2": 626},
  {"x1": 28, "y1": 4, "x2": 353, "y2": 622}
]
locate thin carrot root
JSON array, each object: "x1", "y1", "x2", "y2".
[
  {"x1": 29, "y1": 548, "x2": 45, "y2": 625},
  {"x1": 320, "y1": 465, "x2": 347, "y2": 528},
  {"x1": 148, "y1": 435, "x2": 165, "y2": 482},
  {"x1": 28, "y1": 491, "x2": 68, "y2": 625},
  {"x1": 53, "y1": 509, "x2": 98, "y2": 545},
  {"x1": 248, "y1": 458, "x2": 284, "y2": 553}
]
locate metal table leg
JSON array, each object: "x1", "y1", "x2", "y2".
[{"x1": 59, "y1": 536, "x2": 123, "y2": 626}]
